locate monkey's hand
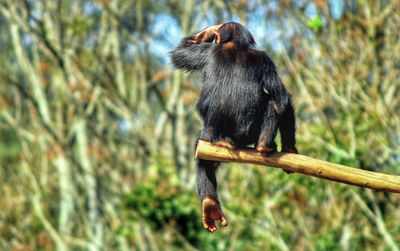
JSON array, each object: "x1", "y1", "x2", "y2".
[
  {"x1": 202, "y1": 196, "x2": 228, "y2": 233},
  {"x1": 193, "y1": 24, "x2": 223, "y2": 44},
  {"x1": 282, "y1": 147, "x2": 298, "y2": 154}
]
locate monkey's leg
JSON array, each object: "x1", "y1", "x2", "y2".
[
  {"x1": 196, "y1": 130, "x2": 228, "y2": 232},
  {"x1": 256, "y1": 101, "x2": 278, "y2": 153},
  {"x1": 278, "y1": 101, "x2": 298, "y2": 153},
  {"x1": 196, "y1": 159, "x2": 227, "y2": 232}
]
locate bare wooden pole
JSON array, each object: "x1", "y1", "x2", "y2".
[{"x1": 195, "y1": 140, "x2": 400, "y2": 193}]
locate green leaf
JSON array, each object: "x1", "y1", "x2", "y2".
[{"x1": 307, "y1": 15, "x2": 323, "y2": 31}]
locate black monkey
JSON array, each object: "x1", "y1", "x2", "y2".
[{"x1": 171, "y1": 22, "x2": 298, "y2": 233}]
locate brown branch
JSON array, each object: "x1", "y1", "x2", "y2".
[{"x1": 195, "y1": 140, "x2": 400, "y2": 193}]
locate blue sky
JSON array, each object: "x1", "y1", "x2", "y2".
[{"x1": 149, "y1": 0, "x2": 344, "y2": 65}]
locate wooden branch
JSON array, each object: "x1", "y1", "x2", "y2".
[{"x1": 195, "y1": 140, "x2": 400, "y2": 193}]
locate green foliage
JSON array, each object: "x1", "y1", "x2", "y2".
[
  {"x1": 313, "y1": 231, "x2": 340, "y2": 250},
  {"x1": 307, "y1": 16, "x2": 323, "y2": 31},
  {"x1": 0, "y1": 128, "x2": 20, "y2": 164},
  {"x1": 124, "y1": 180, "x2": 202, "y2": 245}
]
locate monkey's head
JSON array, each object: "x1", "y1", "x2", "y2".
[{"x1": 215, "y1": 22, "x2": 256, "y2": 49}]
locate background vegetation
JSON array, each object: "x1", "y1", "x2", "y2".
[{"x1": 0, "y1": 0, "x2": 399, "y2": 250}]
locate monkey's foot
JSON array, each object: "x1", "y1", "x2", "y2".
[
  {"x1": 256, "y1": 145, "x2": 276, "y2": 153},
  {"x1": 214, "y1": 138, "x2": 236, "y2": 149},
  {"x1": 282, "y1": 147, "x2": 298, "y2": 154},
  {"x1": 281, "y1": 147, "x2": 298, "y2": 174},
  {"x1": 202, "y1": 196, "x2": 228, "y2": 233}
]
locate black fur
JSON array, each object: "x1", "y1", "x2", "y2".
[{"x1": 171, "y1": 22, "x2": 297, "y2": 203}]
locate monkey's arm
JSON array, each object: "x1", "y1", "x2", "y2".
[
  {"x1": 261, "y1": 56, "x2": 297, "y2": 152},
  {"x1": 263, "y1": 57, "x2": 291, "y2": 114},
  {"x1": 171, "y1": 35, "x2": 215, "y2": 71},
  {"x1": 278, "y1": 99, "x2": 298, "y2": 153}
]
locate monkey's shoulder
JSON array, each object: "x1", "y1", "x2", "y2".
[
  {"x1": 247, "y1": 49, "x2": 275, "y2": 65},
  {"x1": 211, "y1": 48, "x2": 272, "y2": 68}
]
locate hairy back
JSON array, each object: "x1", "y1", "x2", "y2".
[{"x1": 196, "y1": 47, "x2": 270, "y2": 140}]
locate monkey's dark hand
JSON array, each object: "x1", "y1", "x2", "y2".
[
  {"x1": 202, "y1": 196, "x2": 228, "y2": 233},
  {"x1": 282, "y1": 147, "x2": 298, "y2": 154}
]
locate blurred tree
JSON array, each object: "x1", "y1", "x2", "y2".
[{"x1": 0, "y1": 0, "x2": 399, "y2": 250}]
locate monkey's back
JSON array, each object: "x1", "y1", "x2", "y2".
[{"x1": 196, "y1": 48, "x2": 270, "y2": 146}]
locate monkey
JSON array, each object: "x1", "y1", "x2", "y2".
[{"x1": 171, "y1": 22, "x2": 298, "y2": 233}]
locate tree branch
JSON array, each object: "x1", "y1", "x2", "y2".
[{"x1": 195, "y1": 140, "x2": 400, "y2": 193}]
